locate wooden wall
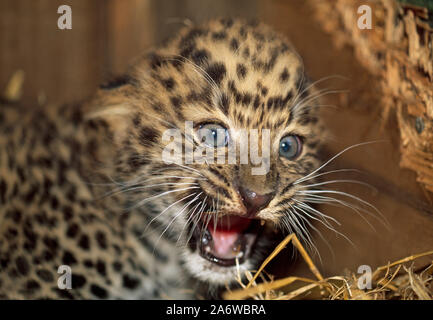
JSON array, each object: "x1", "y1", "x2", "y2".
[
  {"x1": 1, "y1": 0, "x2": 432, "y2": 278},
  {"x1": 0, "y1": 0, "x2": 257, "y2": 106}
]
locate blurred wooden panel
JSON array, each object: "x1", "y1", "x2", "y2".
[
  {"x1": 104, "y1": 0, "x2": 259, "y2": 79},
  {"x1": 0, "y1": 0, "x2": 258, "y2": 105},
  {"x1": 153, "y1": 0, "x2": 258, "y2": 44},
  {"x1": 0, "y1": 0, "x2": 107, "y2": 106},
  {"x1": 106, "y1": 0, "x2": 155, "y2": 75}
]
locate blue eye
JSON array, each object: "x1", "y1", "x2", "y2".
[
  {"x1": 197, "y1": 123, "x2": 229, "y2": 147},
  {"x1": 279, "y1": 135, "x2": 302, "y2": 159}
]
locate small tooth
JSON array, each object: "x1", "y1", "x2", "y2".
[
  {"x1": 260, "y1": 220, "x2": 265, "y2": 226},
  {"x1": 232, "y1": 244, "x2": 241, "y2": 254},
  {"x1": 205, "y1": 246, "x2": 211, "y2": 252}
]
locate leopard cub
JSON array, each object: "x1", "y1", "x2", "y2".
[{"x1": 0, "y1": 18, "x2": 325, "y2": 299}]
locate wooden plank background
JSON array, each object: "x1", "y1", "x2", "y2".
[{"x1": 1, "y1": 0, "x2": 432, "y2": 278}]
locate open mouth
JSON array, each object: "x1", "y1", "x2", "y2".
[{"x1": 191, "y1": 214, "x2": 264, "y2": 267}]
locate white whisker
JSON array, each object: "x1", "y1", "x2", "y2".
[{"x1": 295, "y1": 141, "x2": 386, "y2": 184}]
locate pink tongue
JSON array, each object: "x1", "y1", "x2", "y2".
[
  {"x1": 209, "y1": 229, "x2": 240, "y2": 257},
  {"x1": 207, "y1": 216, "x2": 252, "y2": 258}
]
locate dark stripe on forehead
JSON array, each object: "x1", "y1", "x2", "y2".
[
  {"x1": 208, "y1": 167, "x2": 230, "y2": 186},
  {"x1": 138, "y1": 127, "x2": 158, "y2": 146},
  {"x1": 170, "y1": 96, "x2": 185, "y2": 121},
  {"x1": 219, "y1": 94, "x2": 230, "y2": 114},
  {"x1": 230, "y1": 38, "x2": 239, "y2": 52},
  {"x1": 191, "y1": 49, "x2": 210, "y2": 66},
  {"x1": 100, "y1": 74, "x2": 134, "y2": 90},
  {"x1": 212, "y1": 31, "x2": 227, "y2": 40},
  {"x1": 159, "y1": 77, "x2": 176, "y2": 91},
  {"x1": 295, "y1": 67, "x2": 307, "y2": 93},
  {"x1": 236, "y1": 63, "x2": 247, "y2": 80},
  {"x1": 149, "y1": 53, "x2": 169, "y2": 70},
  {"x1": 179, "y1": 28, "x2": 208, "y2": 49},
  {"x1": 206, "y1": 63, "x2": 226, "y2": 86},
  {"x1": 220, "y1": 18, "x2": 234, "y2": 28}
]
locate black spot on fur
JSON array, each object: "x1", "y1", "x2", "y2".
[
  {"x1": 151, "y1": 103, "x2": 163, "y2": 113},
  {"x1": 96, "y1": 260, "x2": 107, "y2": 277},
  {"x1": 280, "y1": 68, "x2": 290, "y2": 82},
  {"x1": 72, "y1": 274, "x2": 87, "y2": 289},
  {"x1": 113, "y1": 261, "x2": 123, "y2": 272},
  {"x1": 267, "y1": 98, "x2": 274, "y2": 108},
  {"x1": 10, "y1": 209, "x2": 22, "y2": 223},
  {"x1": 24, "y1": 186, "x2": 38, "y2": 203},
  {"x1": 239, "y1": 26, "x2": 247, "y2": 38},
  {"x1": 149, "y1": 53, "x2": 167, "y2": 70},
  {"x1": 170, "y1": 96, "x2": 183, "y2": 109},
  {"x1": 16, "y1": 256, "x2": 30, "y2": 276},
  {"x1": 191, "y1": 49, "x2": 210, "y2": 66},
  {"x1": 53, "y1": 288, "x2": 74, "y2": 299},
  {"x1": 25, "y1": 280, "x2": 40, "y2": 291},
  {"x1": 5, "y1": 228, "x2": 18, "y2": 240},
  {"x1": 84, "y1": 259, "x2": 93, "y2": 268},
  {"x1": 100, "y1": 74, "x2": 133, "y2": 90},
  {"x1": 36, "y1": 269, "x2": 54, "y2": 282},
  {"x1": 42, "y1": 250, "x2": 54, "y2": 262},
  {"x1": 133, "y1": 114, "x2": 141, "y2": 127},
  {"x1": 127, "y1": 152, "x2": 149, "y2": 170},
  {"x1": 230, "y1": 38, "x2": 239, "y2": 52},
  {"x1": 236, "y1": 64, "x2": 247, "y2": 80},
  {"x1": 212, "y1": 31, "x2": 226, "y2": 40},
  {"x1": 43, "y1": 236, "x2": 59, "y2": 252},
  {"x1": 95, "y1": 231, "x2": 107, "y2": 249},
  {"x1": 253, "y1": 95, "x2": 261, "y2": 109},
  {"x1": 161, "y1": 77, "x2": 176, "y2": 91},
  {"x1": 0, "y1": 180, "x2": 6, "y2": 203},
  {"x1": 283, "y1": 90, "x2": 294, "y2": 106},
  {"x1": 62, "y1": 251, "x2": 77, "y2": 265},
  {"x1": 206, "y1": 63, "x2": 226, "y2": 85},
  {"x1": 122, "y1": 274, "x2": 141, "y2": 290},
  {"x1": 78, "y1": 235, "x2": 90, "y2": 250},
  {"x1": 138, "y1": 127, "x2": 158, "y2": 146},
  {"x1": 179, "y1": 28, "x2": 207, "y2": 49},
  {"x1": 50, "y1": 197, "x2": 59, "y2": 210},
  {"x1": 90, "y1": 284, "x2": 108, "y2": 299},
  {"x1": 219, "y1": 94, "x2": 230, "y2": 113},
  {"x1": 220, "y1": 18, "x2": 233, "y2": 28},
  {"x1": 170, "y1": 96, "x2": 185, "y2": 121},
  {"x1": 66, "y1": 223, "x2": 79, "y2": 238},
  {"x1": 23, "y1": 227, "x2": 37, "y2": 252},
  {"x1": 243, "y1": 47, "x2": 250, "y2": 58}
]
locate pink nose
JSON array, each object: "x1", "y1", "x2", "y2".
[{"x1": 238, "y1": 187, "x2": 273, "y2": 217}]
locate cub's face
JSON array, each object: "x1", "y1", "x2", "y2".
[{"x1": 90, "y1": 19, "x2": 325, "y2": 285}]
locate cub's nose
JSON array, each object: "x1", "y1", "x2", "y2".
[{"x1": 238, "y1": 187, "x2": 273, "y2": 218}]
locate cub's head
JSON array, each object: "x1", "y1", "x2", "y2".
[{"x1": 88, "y1": 19, "x2": 326, "y2": 285}]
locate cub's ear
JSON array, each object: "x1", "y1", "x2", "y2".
[{"x1": 83, "y1": 82, "x2": 135, "y2": 146}]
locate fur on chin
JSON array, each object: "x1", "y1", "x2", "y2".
[{"x1": 182, "y1": 250, "x2": 255, "y2": 285}]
